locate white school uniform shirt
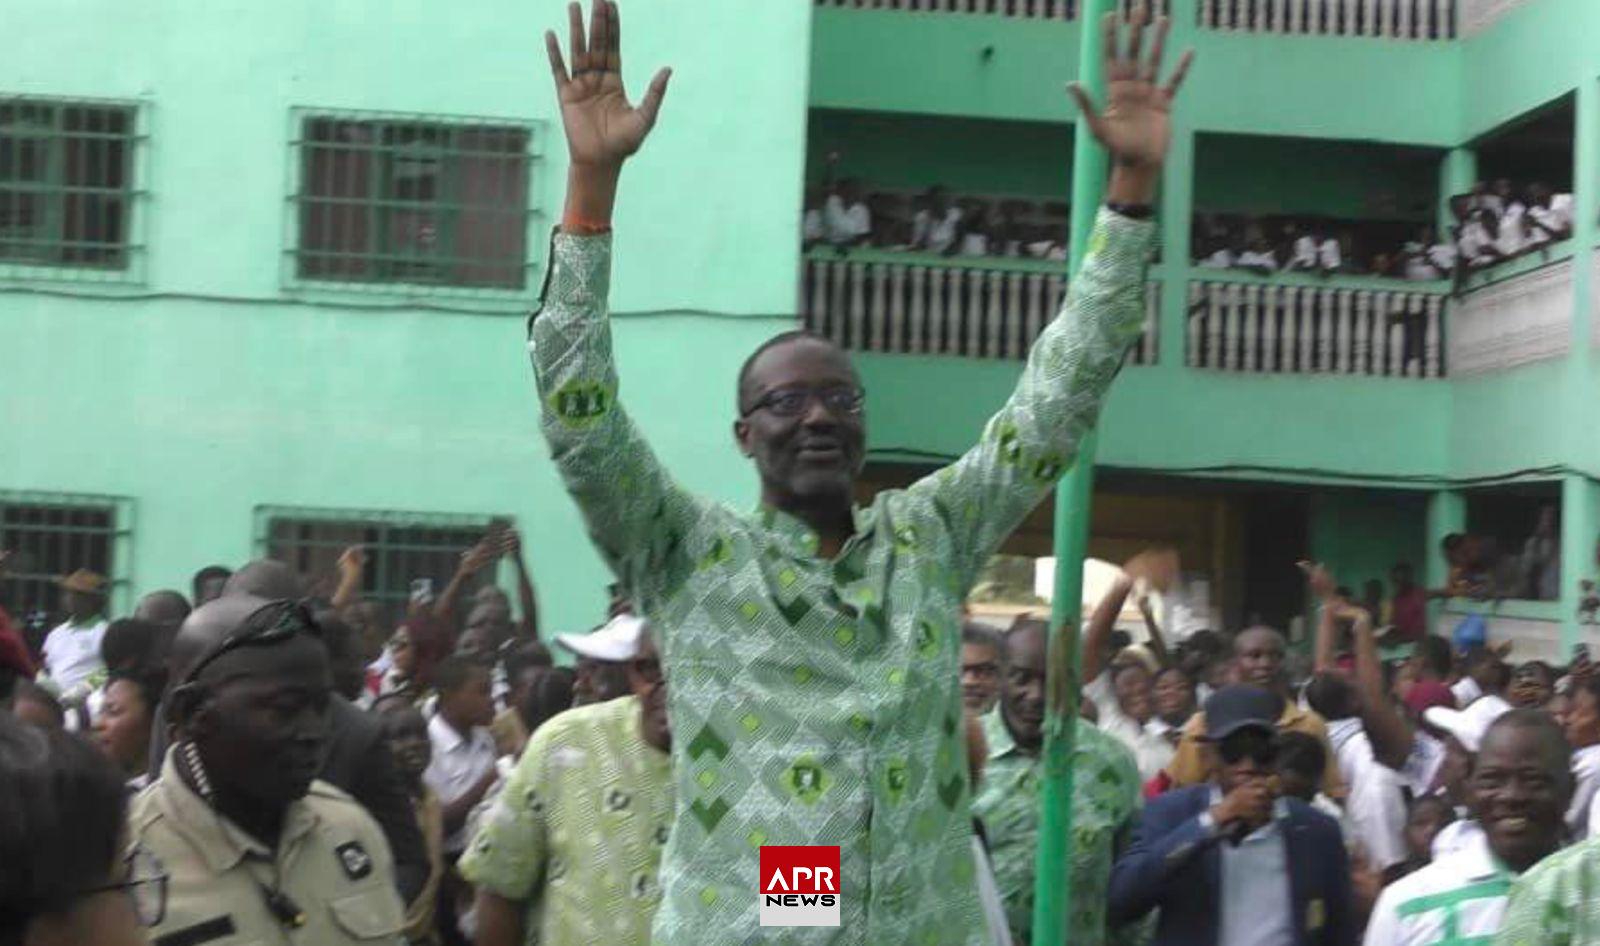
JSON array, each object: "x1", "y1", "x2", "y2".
[
  {"x1": 1085, "y1": 672, "x2": 1173, "y2": 781},
  {"x1": 958, "y1": 232, "x2": 989, "y2": 257},
  {"x1": 1318, "y1": 238, "x2": 1343, "y2": 271},
  {"x1": 822, "y1": 195, "x2": 870, "y2": 245},
  {"x1": 1236, "y1": 249, "x2": 1278, "y2": 272},
  {"x1": 1569, "y1": 745, "x2": 1600, "y2": 839},
  {"x1": 41, "y1": 618, "x2": 108, "y2": 695},
  {"x1": 803, "y1": 208, "x2": 824, "y2": 242},
  {"x1": 915, "y1": 207, "x2": 963, "y2": 254},
  {"x1": 1400, "y1": 731, "x2": 1448, "y2": 798},
  {"x1": 1327, "y1": 718, "x2": 1408, "y2": 869},
  {"x1": 1494, "y1": 202, "x2": 1527, "y2": 256},
  {"x1": 1364, "y1": 830, "x2": 1513, "y2": 946},
  {"x1": 1457, "y1": 221, "x2": 1495, "y2": 263},
  {"x1": 1290, "y1": 235, "x2": 1319, "y2": 269},
  {"x1": 1198, "y1": 248, "x2": 1235, "y2": 269},
  {"x1": 1451, "y1": 676, "x2": 1483, "y2": 707},
  {"x1": 424, "y1": 713, "x2": 498, "y2": 853}
]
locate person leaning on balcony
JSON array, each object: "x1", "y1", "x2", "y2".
[
  {"x1": 1451, "y1": 194, "x2": 1503, "y2": 271},
  {"x1": 823, "y1": 176, "x2": 872, "y2": 249},
  {"x1": 1527, "y1": 182, "x2": 1574, "y2": 245},
  {"x1": 523, "y1": 2, "x2": 1192, "y2": 942},
  {"x1": 912, "y1": 185, "x2": 964, "y2": 255}
]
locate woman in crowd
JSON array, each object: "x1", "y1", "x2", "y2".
[
  {"x1": 0, "y1": 713, "x2": 163, "y2": 946},
  {"x1": 90, "y1": 670, "x2": 162, "y2": 790}
]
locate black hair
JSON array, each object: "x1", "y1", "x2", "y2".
[
  {"x1": 1276, "y1": 730, "x2": 1327, "y2": 782},
  {"x1": 1107, "y1": 630, "x2": 1133, "y2": 655},
  {"x1": 1155, "y1": 665, "x2": 1192, "y2": 685},
  {"x1": 1001, "y1": 616, "x2": 1049, "y2": 667},
  {"x1": 100, "y1": 618, "x2": 161, "y2": 674},
  {"x1": 503, "y1": 640, "x2": 555, "y2": 681},
  {"x1": 735, "y1": 330, "x2": 844, "y2": 413},
  {"x1": 519, "y1": 666, "x2": 577, "y2": 735},
  {"x1": 106, "y1": 667, "x2": 166, "y2": 717},
  {"x1": 1303, "y1": 673, "x2": 1359, "y2": 722},
  {"x1": 191, "y1": 564, "x2": 232, "y2": 600},
  {"x1": 10, "y1": 681, "x2": 64, "y2": 729},
  {"x1": 1408, "y1": 793, "x2": 1457, "y2": 826},
  {"x1": 961, "y1": 622, "x2": 1000, "y2": 651},
  {"x1": 1184, "y1": 629, "x2": 1225, "y2": 657},
  {"x1": 370, "y1": 691, "x2": 418, "y2": 716},
  {"x1": 1513, "y1": 660, "x2": 1555, "y2": 687},
  {"x1": 0, "y1": 715, "x2": 127, "y2": 936},
  {"x1": 433, "y1": 655, "x2": 489, "y2": 696},
  {"x1": 1415, "y1": 635, "x2": 1453, "y2": 679},
  {"x1": 1441, "y1": 533, "x2": 1466, "y2": 555},
  {"x1": 1480, "y1": 708, "x2": 1573, "y2": 786}
]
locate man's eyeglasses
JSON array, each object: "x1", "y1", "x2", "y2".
[
  {"x1": 82, "y1": 848, "x2": 168, "y2": 927},
  {"x1": 182, "y1": 599, "x2": 322, "y2": 686},
  {"x1": 740, "y1": 386, "x2": 865, "y2": 419}
]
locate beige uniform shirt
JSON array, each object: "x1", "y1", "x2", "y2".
[{"x1": 129, "y1": 751, "x2": 406, "y2": 946}]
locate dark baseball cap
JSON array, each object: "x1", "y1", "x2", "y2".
[{"x1": 1203, "y1": 685, "x2": 1284, "y2": 740}]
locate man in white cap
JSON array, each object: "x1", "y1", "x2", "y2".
[
  {"x1": 1423, "y1": 690, "x2": 1513, "y2": 858},
  {"x1": 558, "y1": 613, "x2": 644, "y2": 706}
]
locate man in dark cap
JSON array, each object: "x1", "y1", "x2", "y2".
[
  {"x1": 1109, "y1": 685, "x2": 1354, "y2": 946},
  {"x1": 131, "y1": 595, "x2": 406, "y2": 944}
]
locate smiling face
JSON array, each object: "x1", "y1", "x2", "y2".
[
  {"x1": 734, "y1": 336, "x2": 866, "y2": 512},
  {"x1": 960, "y1": 639, "x2": 1001, "y2": 715},
  {"x1": 1000, "y1": 624, "x2": 1047, "y2": 753},
  {"x1": 1154, "y1": 667, "x2": 1196, "y2": 725},
  {"x1": 1469, "y1": 714, "x2": 1573, "y2": 873},
  {"x1": 1112, "y1": 664, "x2": 1154, "y2": 725}
]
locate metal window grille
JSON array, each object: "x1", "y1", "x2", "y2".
[
  {"x1": 0, "y1": 96, "x2": 142, "y2": 278},
  {"x1": 0, "y1": 492, "x2": 130, "y2": 652},
  {"x1": 256, "y1": 506, "x2": 507, "y2": 618},
  {"x1": 287, "y1": 110, "x2": 539, "y2": 293}
]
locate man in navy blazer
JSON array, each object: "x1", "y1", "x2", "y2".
[{"x1": 1108, "y1": 685, "x2": 1354, "y2": 946}]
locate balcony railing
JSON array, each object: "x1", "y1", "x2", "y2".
[
  {"x1": 801, "y1": 250, "x2": 1158, "y2": 364},
  {"x1": 1449, "y1": 253, "x2": 1573, "y2": 377},
  {"x1": 812, "y1": 0, "x2": 1168, "y2": 20},
  {"x1": 1197, "y1": 0, "x2": 1456, "y2": 39},
  {"x1": 1186, "y1": 275, "x2": 1448, "y2": 377}
]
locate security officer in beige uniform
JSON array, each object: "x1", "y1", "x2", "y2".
[{"x1": 130, "y1": 594, "x2": 406, "y2": 945}]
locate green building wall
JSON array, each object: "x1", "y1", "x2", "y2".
[{"x1": 0, "y1": 0, "x2": 812, "y2": 629}]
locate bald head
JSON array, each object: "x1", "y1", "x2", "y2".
[
  {"x1": 168, "y1": 594, "x2": 282, "y2": 686},
  {"x1": 223, "y1": 559, "x2": 300, "y2": 600},
  {"x1": 134, "y1": 590, "x2": 192, "y2": 630},
  {"x1": 1233, "y1": 625, "x2": 1287, "y2": 692}
]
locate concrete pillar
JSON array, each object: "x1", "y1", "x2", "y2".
[
  {"x1": 1426, "y1": 490, "x2": 1466, "y2": 630},
  {"x1": 1437, "y1": 148, "x2": 1476, "y2": 239},
  {"x1": 1561, "y1": 474, "x2": 1599, "y2": 653},
  {"x1": 1158, "y1": 126, "x2": 1194, "y2": 370}
]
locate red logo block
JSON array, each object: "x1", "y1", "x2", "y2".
[{"x1": 759, "y1": 846, "x2": 841, "y2": 927}]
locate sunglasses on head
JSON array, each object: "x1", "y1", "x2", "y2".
[
  {"x1": 182, "y1": 599, "x2": 322, "y2": 687},
  {"x1": 1216, "y1": 728, "x2": 1280, "y2": 766}
]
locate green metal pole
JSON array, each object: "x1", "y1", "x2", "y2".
[{"x1": 1031, "y1": 0, "x2": 1112, "y2": 943}]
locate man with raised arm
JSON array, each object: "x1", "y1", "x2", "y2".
[{"x1": 521, "y1": 2, "x2": 1191, "y2": 942}]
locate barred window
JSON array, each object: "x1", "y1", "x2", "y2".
[
  {"x1": 259, "y1": 507, "x2": 506, "y2": 616},
  {"x1": 0, "y1": 495, "x2": 126, "y2": 650},
  {"x1": 291, "y1": 112, "x2": 534, "y2": 290},
  {"x1": 0, "y1": 98, "x2": 137, "y2": 271}
]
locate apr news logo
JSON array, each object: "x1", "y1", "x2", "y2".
[{"x1": 759, "y1": 846, "x2": 840, "y2": 927}]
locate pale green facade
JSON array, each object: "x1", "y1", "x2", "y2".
[{"x1": 3, "y1": 0, "x2": 1599, "y2": 652}]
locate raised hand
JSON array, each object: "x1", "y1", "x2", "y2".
[
  {"x1": 545, "y1": 0, "x2": 671, "y2": 171},
  {"x1": 1068, "y1": 8, "x2": 1194, "y2": 172},
  {"x1": 337, "y1": 545, "x2": 367, "y2": 578}
]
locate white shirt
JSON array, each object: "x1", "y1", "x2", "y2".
[
  {"x1": 1400, "y1": 731, "x2": 1447, "y2": 798},
  {"x1": 424, "y1": 713, "x2": 498, "y2": 853},
  {"x1": 1494, "y1": 202, "x2": 1527, "y2": 256},
  {"x1": 1236, "y1": 249, "x2": 1278, "y2": 272},
  {"x1": 1327, "y1": 718, "x2": 1408, "y2": 869},
  {"x1": 1318, "y1": 238, "x2": 1343, "y2": 271},
  {"x1": 1365, "y1": 830, "x2": 1510, "y2": 946},
  {"x1": 1290, "y1": 235, "x2": 1319, "y2": 270},
  {"x1": 822, "y1": 195, "x2": 870, "y2": 245},
  {"x1": 1569, "y1": 745, "x2": 1600, "y2": 838},
  {"x1": 41, "y1": 618, "x2": 108, "y2": 695},
  {"x1": 1451, "y1": 677, "x2": 1483, "y2": 707},
  {"x1": 1531, "y1": 193, "x2": 1574, "y2": 241},
  {"x1": 802, "y1": 208, "x2": 824, "y2": 242},
  {"x1": 915, "y1": 207, "x2": 963, "y2": 254},
  {"x1": 1198, "y1": 248, "x2": 1235, "y2": 269},
  {"x1": 1431, "y1": 817, "x2": 1483, "y2": 859},
  {"x1": 1085, "y1": 673, "x2": 1173, "y2": 781},
  {"x1": 958, "y1": 232, "x2": 989, "y2": 257},
  {"x1": 971, "y1": 836, "x2": 1015, "y2": 946},
  {"x1": 1457, "y1": 221, "x2": 1495, "y2": 263}
]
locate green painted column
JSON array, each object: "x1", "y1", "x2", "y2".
[
  {"x1": 1158, "y1": 125, "x2": 1195, "y2": 370},
  {"x1": 1437, "y1": 148, "x2": 1476, "y2": 239},
  {"x1": 1034, "y1": 0, "x2": 1113, "y2": 941},
  {"x1": 1561, "y1": 474, "x2": 1599, "y2": 652},
  {"x1": 1425, "y1": 490, "x2": 1465, "y2": 633}
]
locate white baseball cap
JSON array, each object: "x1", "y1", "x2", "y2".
[
  {"x1": 556, "y1": 613, "x2": 646, "y2": 662},
  {"x1": 1424, "y1": 693, "x2": 1513, "y2": 753}
]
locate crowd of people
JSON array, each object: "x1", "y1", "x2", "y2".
[
  {"x1": 803, "y1": 168, "x2": 1076, "y2": 262},
  {"x1": 7, "y1": 6, "x2": 1599, "y2": 946}
]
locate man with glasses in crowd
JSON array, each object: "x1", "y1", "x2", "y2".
[
  {"x1": 530, "y1": 1, "x2": 1192, "y2": 940},
  {"x1": 1108, "y1": 685, "x2": 1354, "y2": 946},
  {"x1": 129, "y1": 595, "x2": 406, "y2": 945},
  {"x1": 463, "y1": 626, "x2": 673, "y2": 946}
]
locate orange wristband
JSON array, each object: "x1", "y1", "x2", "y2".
[{"x1": 562, "y1": 212, "x2": 612, "y2": 236}]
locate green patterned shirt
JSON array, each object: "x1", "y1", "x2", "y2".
[
  {"x1": 459, "y1": 695, "x2": 673, "y2": 946},
  {"x1": 1497, "y1": 838, "x2": 1600, "y2": 946},
  {"x1": 972, "y1": 708, "x2": 1141, "y2": 946},
  {"x1": 529, "y1": 209, "x2": 1154, "y2": 945}
]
